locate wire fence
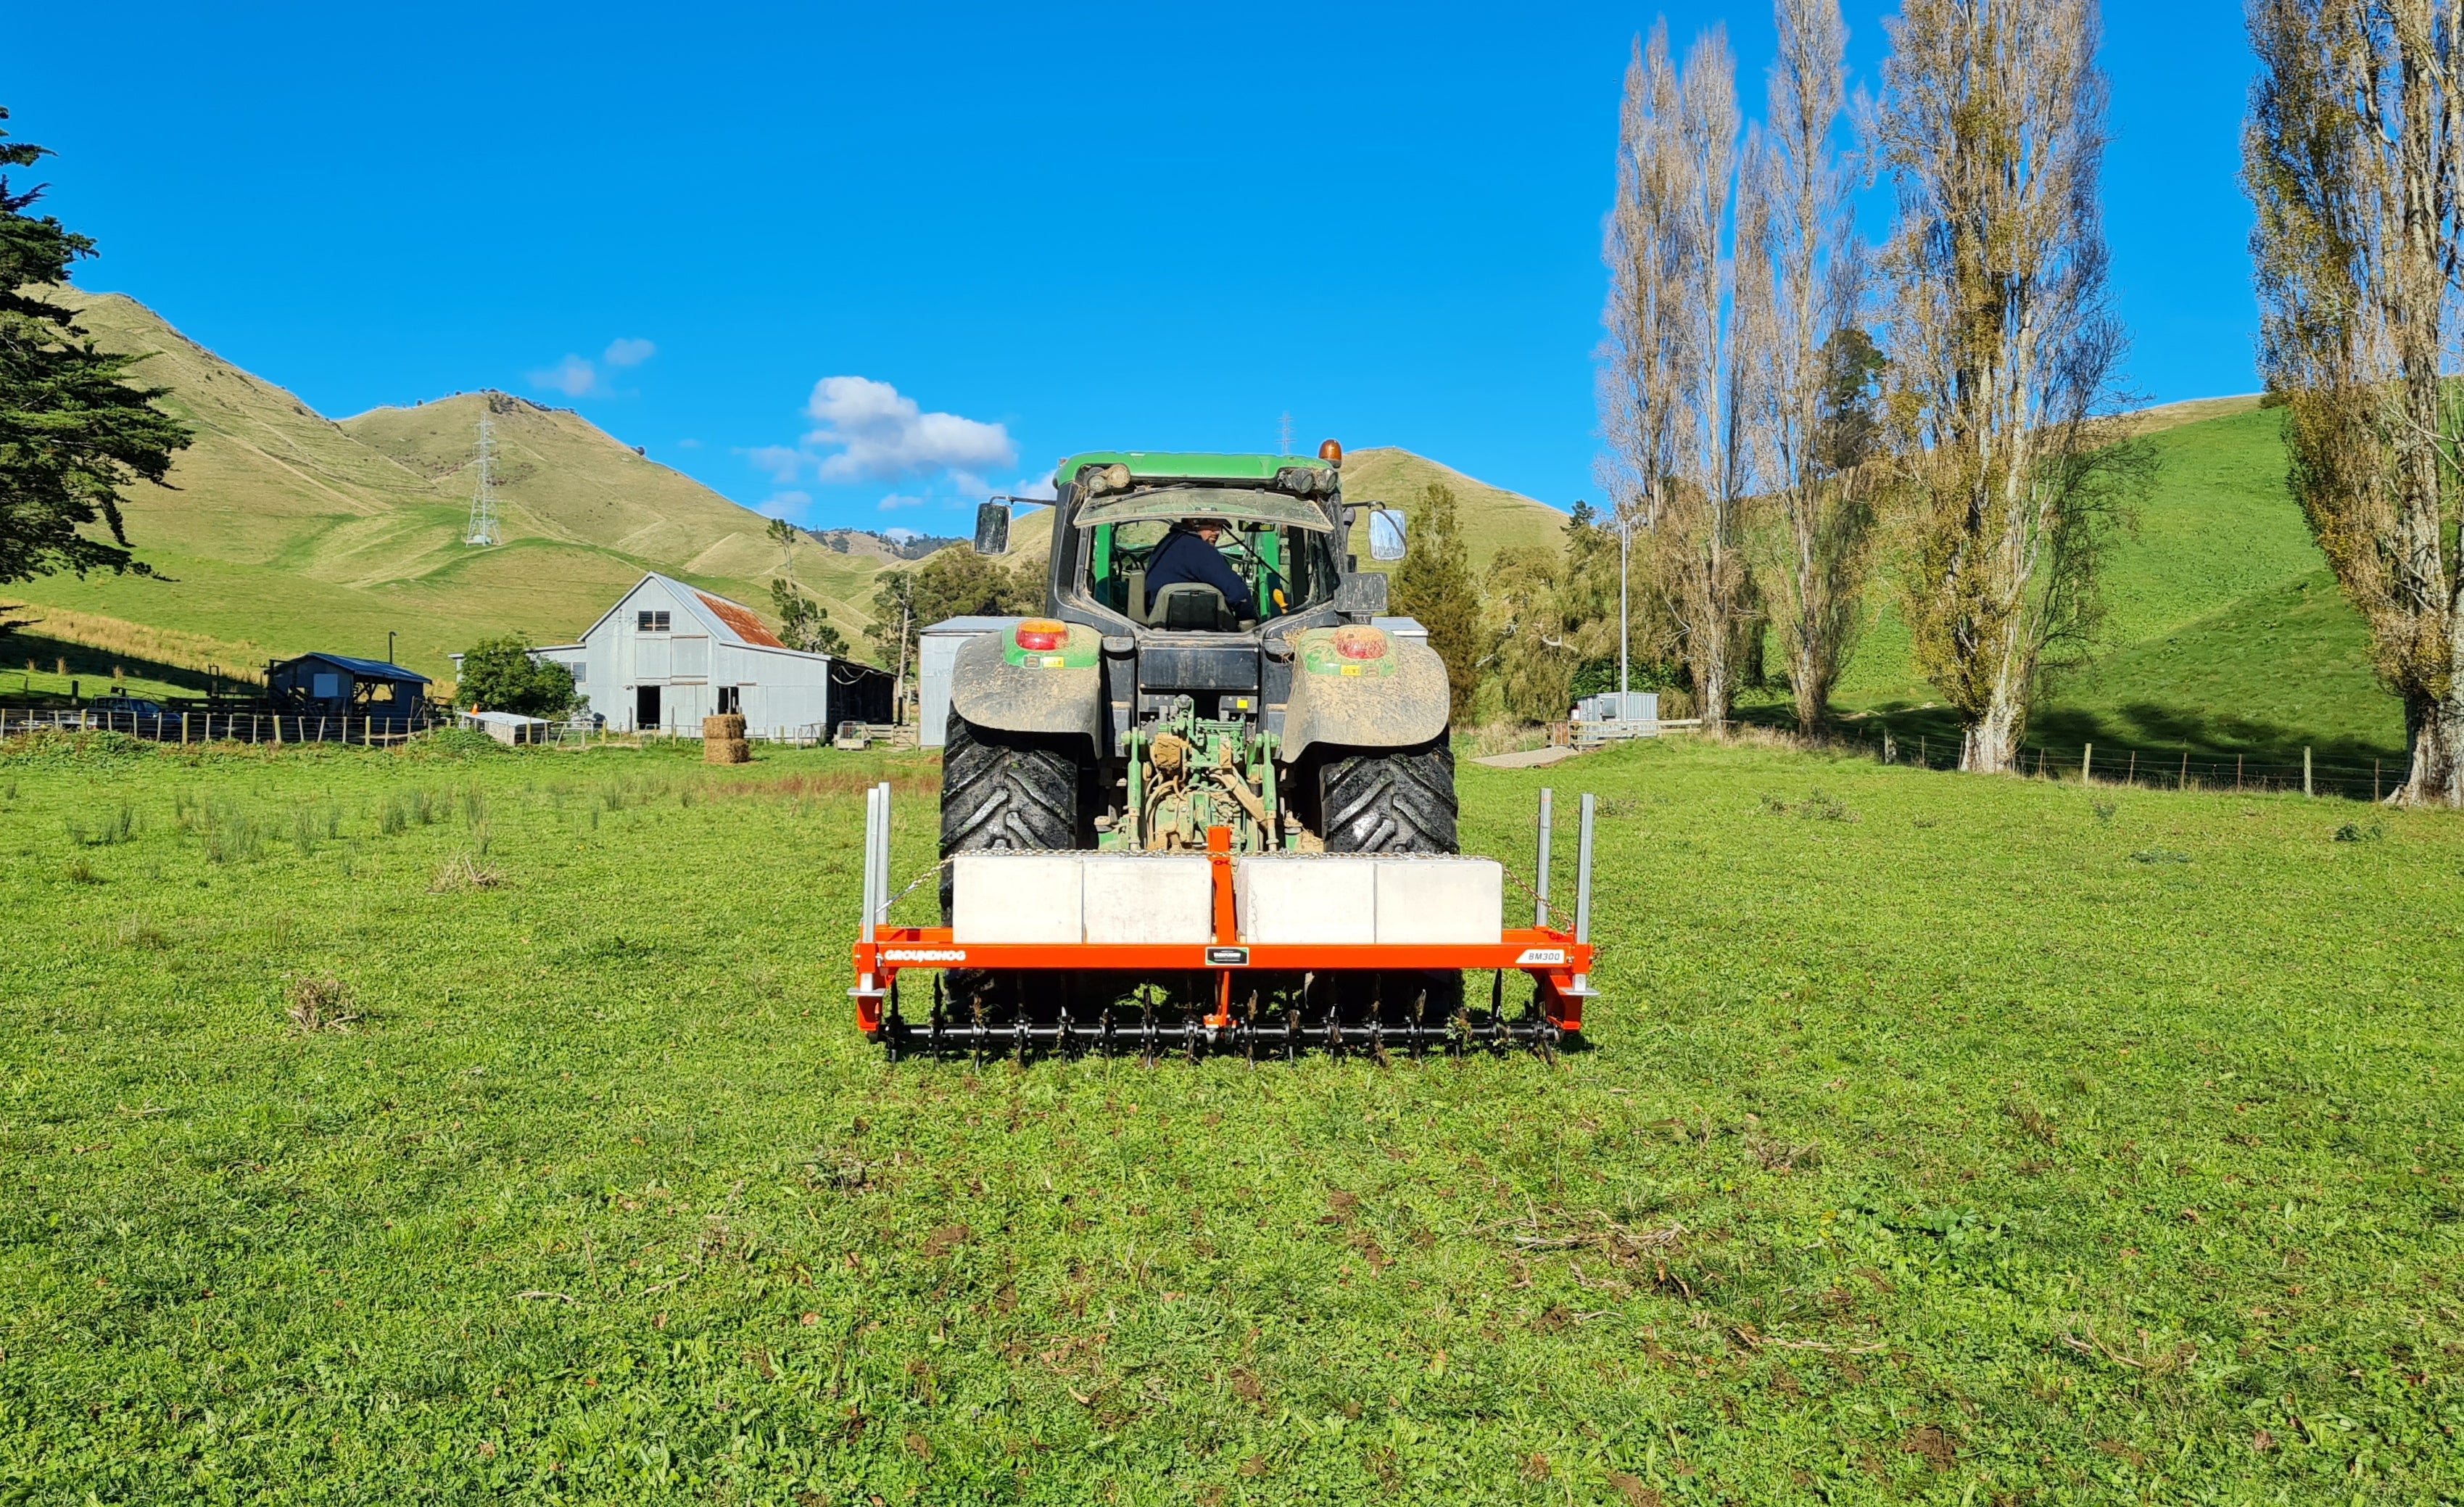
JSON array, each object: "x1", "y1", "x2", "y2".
[
  {"x1": 0, "y1": 706, "x2": 440, "y2": 746},
  {"x1": 1832, "y1": 722, "x2": 2405, "y2": 804}
]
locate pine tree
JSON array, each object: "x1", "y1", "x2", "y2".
[
  {"x1": 0, "y1": 110, "x2": 191, "y2": 584},
  {"x1": 1389, "y1": 482, "x2": 1481, "y2": 724}
]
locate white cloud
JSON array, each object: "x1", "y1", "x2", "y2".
[
  {"x1": 676, "y1": 437, "x2": 703, "y2": 450},
  {"x1": 530, "y1": 354, "x2": 600, "y2": 398},
  {"x1": 883, "y1": 527, "x2": 921, "y2": 543},
  {"x1": 877, "y1": 492, "x2": 930, "y2": 511},
  {"x1": 743, "y1": 445, "x2": 806, "y2": 484},
  {"x1": 757, "y1": 490, "x2": 811, "y2": 518},
  {"x1": 603, "y1": 337, "x2": 656, "y2": 368},
  {"x1": 1007, "y1": 470, "x2": 1059, "y2": 501},
  {"x1": 803, "y1": 376, "x2": 1014, "y2": 484}
]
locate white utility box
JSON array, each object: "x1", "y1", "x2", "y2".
[
  {"x1": 1083, "y1": 854, "x2": 1214, "y2": 944},
  {"x1": 1373, "y1": 856, "x2": 1503, "y2": 945},
  {"x1": 1235, "y1": 854, "x2": 1379, "y2": 944},
  {"x1": 951, "y1": 853, "x2": 1083, "y2": 943}
]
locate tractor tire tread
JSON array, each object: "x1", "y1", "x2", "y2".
[{"x1": 1318, "y1": 735, "x2": 1458, "y2": 854}]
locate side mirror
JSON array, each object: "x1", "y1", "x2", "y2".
[
  {"x1": 1368, "y1": 507, "x2": 1407, "y2": 563},
  {"x1": 972, "y1": 501, "x2": 1011, "y2": 556},
  {"x1": 1334, "y1": 572, "x2": 1389, "y2": 617}
]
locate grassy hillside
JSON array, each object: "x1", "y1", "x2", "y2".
[
  {"x1": 3, "y1": 732, "x2": 2455, "y2": 1499},
  {"x1": 1341, "y1": 447, "x2": 1568, "y2": 574},
  {"x1": 1827, "y1": 403, "x2": 2402, "y2": 764},
  {"x1": 9, "y1": 293, "x2": 900, "y2": 685}
]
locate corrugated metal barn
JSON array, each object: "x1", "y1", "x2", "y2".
[{"x1": 533, "y1": 572, "x2": 893, "y2": 736}]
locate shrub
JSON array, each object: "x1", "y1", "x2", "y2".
[{"x1": 453, "y1": 636, "x2": 578, "y2": 718}]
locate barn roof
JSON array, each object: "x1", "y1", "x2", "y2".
[
  {"x1": 273, "y1": 652, "x2": 433, "y2": 684},
  {"x1": 568, "y1": 572, "x2": 804, "y2": 652},
  {"x1": 694, "y1": 591, "x2": 786, "y2": 648}
]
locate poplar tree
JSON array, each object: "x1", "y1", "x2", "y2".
[
  {"x1": 1734, "y1": 0, "x2": 1877, "y2": 738},
  {"x1": 0, "y1": 109, "x2": 190, "y2": 584},
  {"x1": 1598, "y1": 26, "x2": 1754, "y2": 728},
  {"x1": 2246, "y1": 0, "x2": 2464, "y2": 806},
  {"x1": 1871, "y1": 0, "x2": 2141, "y2": 773}
]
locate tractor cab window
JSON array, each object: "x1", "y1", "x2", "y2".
[{"x1": 1083, "y1": 513, "x2": 1342, "y2": 628}]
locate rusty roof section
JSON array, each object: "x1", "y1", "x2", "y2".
[{"x1": 697, "y1": 591, "x2": 787, "y2": 649}]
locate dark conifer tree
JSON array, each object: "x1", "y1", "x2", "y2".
[{"x1": 1, "y1": 108, "x2": 191, "y2": 584}]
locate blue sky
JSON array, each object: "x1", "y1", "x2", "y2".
[{"x1": 7, "y1": 1, "x2": 2255, "y2": 533}]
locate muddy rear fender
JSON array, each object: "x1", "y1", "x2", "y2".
[
  {"x1": 948, "y1": 623, "x2": 1106, "y2": 751},
  {"x1": 1277, "y1": 629, "x2": 1450, "y2": 764}
]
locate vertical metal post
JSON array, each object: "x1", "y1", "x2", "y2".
[
  {"x1": 1572, "y1": 793, "x2": 1596, "y2": 993},
  {"x1": 872, "y1": 781, "x2": 893, "y2": 930},
  {"x1": 1534, "y1": 788, "x2": 1554, "y2": 928},
  {"x1": 861, "y1": 785, "x2": 882, "y2": 944}
]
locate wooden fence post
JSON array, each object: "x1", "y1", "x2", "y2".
[
  {"x1": 2304, "y1": 746, "x2": 2313, "y2": 797},
  {"x1": 2125, "y1": 750, "x2": 2136, "y2": 786},
  {"x1": 2236, "y1": 754, "x2": 2244, "y2": 792},
  {"x1": 2082, "y1": 743, "x2": 2093, "y2": 784}
]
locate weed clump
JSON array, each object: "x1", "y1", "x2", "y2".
[
  {"x1": 2129, "y1": 849, "x2": 2191, "y2": 865},
  {"x1": 1762, "y1": 789, "x2": 1858, "y2": 822},
  {"x1": 118, "y1": 914, "x2": 168, "y2": 949},
  {"x1": 204, "y1": 800, "x2": 261, "y2": 863},
  {"x1": 2333, "y1": 822, "x2": 2384, "y2": 843},
  {"x1": 64, "y1": 858, "x2": 99, "y2": 885},
  {"x1": 429, "y1": 853, "x2": 504, "y2": 893},
  {"x1": 287, "y1": 975, "x2": 359, "y2": 1033}
]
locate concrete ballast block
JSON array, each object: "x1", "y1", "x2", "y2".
[
  {"x1": 1236, "y1": 855, "x2": 1378, "y2": 944},
  {"x1": 951, "y1": 854, "x2": 1084, "y2": 943},
  {"x1": 1374, "y1": 856, "x2": 1503, "y2": 945},
  {"x1": 1083, "y1": 854, "x2": 1215, "y2": 944}
]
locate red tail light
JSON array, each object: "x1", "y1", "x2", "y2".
[
  {"x1": 1015, "y1": 618, "x2": 1068, "y2": 651},
  {"x1": 1333, "y1": 626, "x2": 1387, "y2": 660}
]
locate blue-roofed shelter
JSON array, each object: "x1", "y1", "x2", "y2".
[{"x1": 268, "y1": 653, "x2": 434, "y2": 718}]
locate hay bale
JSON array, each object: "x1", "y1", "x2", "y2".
[
  {"x1": 706, "y1": 737, "x2": 751, "y2": 765},
  {"x1": 703, "y1": 714, "x2": 748, "y2": 740}
]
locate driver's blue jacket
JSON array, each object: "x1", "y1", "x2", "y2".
[{"x1": 1145, "y1": 527, "x2": 1255, "y2": 616}]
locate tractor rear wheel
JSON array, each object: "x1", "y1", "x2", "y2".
[
  {"x1": 938, "y1": 709, "x2": 1085, "y2": 916},
  {"x1": 1317, "y1": 735, "x2": 1458, "y2": 854},
  {"x1": 935, "y1": 710, "x2": 1090, "y2": 1039},
  {"x1": 1313, "y1": 733, "x2": 1462, "y2": 1029}
]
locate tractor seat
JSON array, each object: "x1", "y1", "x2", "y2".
[{"x1": 1150, "y1": 582, "x2": 1235, "y2": 631}]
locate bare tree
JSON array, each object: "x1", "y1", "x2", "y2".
[
  {"x1": 1735, "y1": 0, "x2": 1878, "y2": 739},
  {"x1": 1598, "y1": 25, "x2": 1753, "y2": 727},
  {"x1": 1872, "y1": 0, "x2": 2140, "y2": 772},
  {"x1": 2246, "y1": 0, "x2": 2464, "y2": 806}
]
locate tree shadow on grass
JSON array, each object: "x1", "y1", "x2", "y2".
[{"x1": 0, "y1": 631, "x2": 223, "y2": 701}]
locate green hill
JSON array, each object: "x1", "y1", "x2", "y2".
[
  {"x1": 1339, "y1": 447, "x2": 1568, "y2": 573},
  {"x1": 7, "y1": 292, "x2": 903, "y2": 688},
  {"x1": 1827, "y1": 402, "x2": 2400, "y2": 767}
]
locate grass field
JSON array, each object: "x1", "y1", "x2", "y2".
[{"x1": 4, "y1": 730, "x2": 2457, "y2": 1503}]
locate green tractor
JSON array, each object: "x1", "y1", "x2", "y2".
[{"x1": 935, "y1": 442, "x2": 1462, "y2": 1039}]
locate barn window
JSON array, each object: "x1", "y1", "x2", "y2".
[
  {"x1": 637, "y1": 610, "x2": 671, "y2": 632},
  {"x1": 571, "y1": 662, "x2": 587, "y2": 683},
  {"x1": 717, "y1": 686, "x2": 741, "y2": 715},
  {"x1": 312, "y1": 672, "x2": 340, "y2": 698}
]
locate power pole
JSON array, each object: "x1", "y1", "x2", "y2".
[
  {"x1": 463, "y1": 416, "x2": 501, "y2": 547},
  {"x1": 1618, "y1": 507, "x2": 1632, "y2": 717},
  {"x1": 1278, "y1": 412, "x2": 1294, "y2": 457}
]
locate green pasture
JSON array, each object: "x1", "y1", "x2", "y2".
[
  {"x1": 2, "y1": 731, "x2": 2457, "y2": 1503},
  {"x1": 1823, "y1": 405, "x2": 2407, "y2": 769}
]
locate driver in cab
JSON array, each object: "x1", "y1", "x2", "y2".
[{"x1": 1145, "y1": 518, "x2": 1254, "y2": 621}]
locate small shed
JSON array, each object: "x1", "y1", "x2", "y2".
[
  {"x1": 268, "y1": 653, "x2": 433, "y2": 718},
  {"x1": 532, "y1": 571, "x2": 895, "y2": 737},
  {"x1": 459, "y1": 710, "x2": 550, "y2": 746}
]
